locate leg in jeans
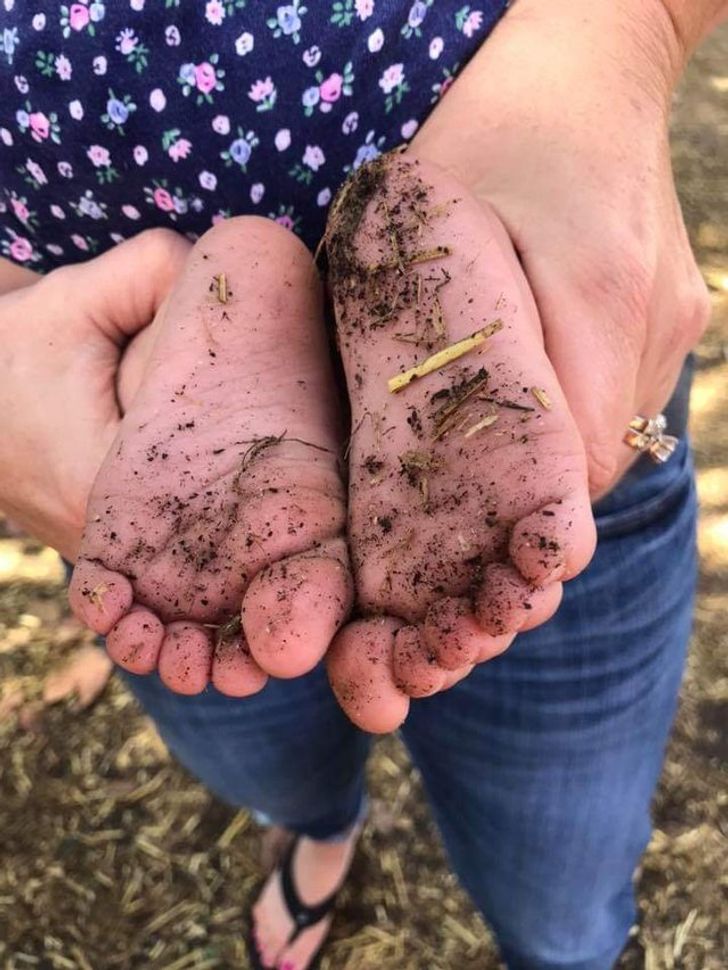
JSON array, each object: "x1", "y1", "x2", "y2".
[
  {"x1": 125, "y1": 663, "x2": 371, "y2": 840},
  {"x1": 402, "y1": 440, "x2": 697, "y2": 970}
]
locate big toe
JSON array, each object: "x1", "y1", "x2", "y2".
[
  {"x1": 69, "y1": 560, "x2": 133, "y2": 636},
  {"x1": 326, "y1": 618, "x2": 410, "y2": 734},
  {"x1": 242, "y1": 539, "x2": 354, "y2": 679}
]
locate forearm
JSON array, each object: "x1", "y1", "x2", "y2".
[{"x1": 0, "y1": 255, "x2": 37, "y2": 296}]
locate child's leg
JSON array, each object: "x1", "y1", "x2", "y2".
[
  {"x1": 70, "y1": 217, "x2": 352, "y2": 695},
  {"x1": 325, "y1": 154, "x2": 596, "y2": 732}
]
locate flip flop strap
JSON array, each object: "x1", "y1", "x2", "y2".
[{"x1": 280, "y1": 839, "x2": 339, "y2": 945}]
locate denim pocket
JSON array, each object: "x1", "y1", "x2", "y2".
[{"x1": 594, "y1": 438, "x2": 694, "y2": 540}]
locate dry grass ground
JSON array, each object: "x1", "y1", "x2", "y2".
[{"x1": 1, "y1": 28, "x2": 726, "y2": 970}]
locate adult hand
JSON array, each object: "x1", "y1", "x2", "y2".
[
  {"x1": 0, "y1": 230, "x2": 190, "y2": 560},
  {"x1": 413, "y1": 0, "x2": 713, "y2": 496}
]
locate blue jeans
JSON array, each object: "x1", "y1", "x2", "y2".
[{"x1": 125, "y1": 438, "x2": 697, "y2": 970}]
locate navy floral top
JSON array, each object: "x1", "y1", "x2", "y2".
[{"x1": 0, "y1": 1, "x2": 508, "y2": 271}]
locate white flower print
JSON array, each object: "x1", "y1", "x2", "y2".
[
  {"x1": 32, "y1": 13, "x2": 46, "y2": 30},
  {"x1": 274, "y1": 129, "x2": 291, "y2": 151},
  {"x1": 379, "y1": 64, "x2": 404, "y2": 95},
  {"x1": 367, "y1": 28, "x2": 384, "y2": 52},
  {"x1": 89, "y1": 3, "x2": 106, "y2": 22},
  {"x1": 15, "y1": 75, "x2": 29, "y2": 94},
  {"x1": 50, "y1": 205, "x2": 66, "y2": 219},
  {"x1": 317, "y1": 187, "x2": 332, "y2": 207},
  {"x1": 302, "y1": 145, "x2": 325, "y2": 172},
  {"x1": 0, "y1": 128, "x2": 12, "y2": 146},
  {"x1": 212, "y1": 115, "x2": 231, "y2": 135},
  {"x1": 342, "y1": 111, "x2": 359, "y2": 135},
  {"x1": 302, "y1": 46, "x2": 321, "y2": 68},
  {"x1": 401, "y1": 119, "x2": 418, "y2": 139},
  {"x1": 133, "y1": 145, "x2": 148, "y2": 165},
  {"x1": 93, "y1": 56, "x2": 107, "y2": 75},
  {"x1": 72, "y1": 235, "x2": 89, "y2": 251},
  {"x1": 150, "y1": 89, "x2": 167, "y2": 112},
  {"x1": 429, "y1": 36, "x2": 444, "y2": 59},
  {"x1": 130, "y1": 0, "x2": 145, "y2": 11},
  {"x1": 25, "y1": 158, "x2": 47, "y2": 186},
  {"x1": 302, "y1": 87, "x2": 320, "y2": 109},
  {"x1": 165, "y1": 26, "x2": 181, "y2": 47},
  {"x1": 235, "y1": 31, "x2": 254, "y2": 56},
  {"x1": 122, "y1": 205, "x2": 141, "y2": 219},
  {"x1": 69, "y1": 100, "x2": 84, "y2": 120},
  {"x1": 58, "y1": 161, "x2": 74, "y2": 178},
  {"x1": 199, "y1": 171, "x2": 217, "y2": 191},
  {"x1": 206, "y1": 1, "x2": 225, "y2": 26},
  {"x1": 15, "y1": 109, "x2": 29, "y2": 128},
  {"x1": 110, "y1": 233, "x2": 125, "y2": 244},
  {"x1": 250, "y1": 183, "x2": 265, "y2": 204}
]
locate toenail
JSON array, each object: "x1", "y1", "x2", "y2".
[{"x1": 280, "y1": 962, "x2": 296, "y2": 970}]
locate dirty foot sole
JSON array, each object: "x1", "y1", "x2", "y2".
[
  {"x1": 325, "y1": 154, "x2": 595, "y2": 732},
  {"x1": 70, "y1": 218, "x2": 351, "y2": 695}
]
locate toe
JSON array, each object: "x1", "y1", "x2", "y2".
[
  {"x1": 106, "y1": 606, "x2": 164, "y2": 674},
  {"x1": 158, "y1": 622, "x2": 213, "y2": 695},
  {"x1": 475, "y1": 563, "x2": 563, "y2": 636},
  {"x1": 212, "y1": 632, "x2": 268, "y2": 697},
  {"x1": 510, "y1": 499, "x2": 596, "y2": 585},
  {"x1": 326, "y1": 618, "x2": 410, "y2": 734},
  {"x1": 69, "y1": 560, "x2": 133, "y2": 636},
  {"x1": 242, "y1": 539, "x2": 353, "y2": 679},
  {"x1": 422, "y1": 596, "x2": 492, "y2": 670},
  {"x1": 392, "y1": 625, "x2": 447, "y2": 698}
]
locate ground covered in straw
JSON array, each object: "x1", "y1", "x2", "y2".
[{"x1": 1, "y1": 28, "x2": 727, "y2": 970}]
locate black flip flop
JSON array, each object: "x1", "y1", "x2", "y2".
[{"x1": 247, "y1": 836, "x2": 340, "y2": 970}]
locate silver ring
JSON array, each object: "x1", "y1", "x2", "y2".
[{"x1": 623, "y1": 413, "x2": 678, "y2": 464}]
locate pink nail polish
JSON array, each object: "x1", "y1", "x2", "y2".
[{"x1": 280, "y1": 963, "x2": 295, "y2": 970}]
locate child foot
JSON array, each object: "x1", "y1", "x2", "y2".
[
  {"x1": 325, "y1": 153, "x2": 596, "y2": 732},
  {"x1": 70, "y1": 217, "x2": 352, "y2": 695},
  {"x1": 252, "y1": 831, "x2": 357, "y2": 970}
]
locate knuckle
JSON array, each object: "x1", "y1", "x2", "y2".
[{"x1": 585, "y1": 436, "x2": 619, "y2": 497}]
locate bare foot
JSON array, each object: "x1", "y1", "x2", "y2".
[
  {"x1": 70, "y1": 218, "x2": 352, "y2": 696},
  {"x1": 325, "y1": 153, "x2": 596, "y2": 732}
]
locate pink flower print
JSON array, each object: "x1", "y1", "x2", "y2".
[
  {"x1": 319, "y1": 73, "x2": 343, "y2": 104},
  {"x1": 248, "y1": 77, "x2": 277, "y2": 111},
  {"x1": 275, "y1": 215, "x2": 294, "y2": 231},
  {"x1": 55, "y1": 54, "x2": 72, "y2": 80},
  {"x1": 250, "y1": 183, "x2": 265, "y2": 204},
  {"x1": 153, "y1": 187, "x2": 175, "y2": 212},
  {"x1": 195, "y1": 62, "x2": 217, "y2": 95},
  {"x1": 249, "y1": 77, "x2": 274, "y2": 102},
  {"x1": 71, "y1": 234, "x2": 89, "y2": 251},
  {"x1": 356, "y1": 0, "x2": 374, "y2": 19},
  {"x1": 11, "y1": 198, "x2": 30, "y2": 223},
  {"x1": 29, "y1": 112, "x2": 50, "y2": 142},
  {"x1": 302, "y1": 145, "x2": 325, "y2": 172},
  {"x1": 10, "y1": 237, "x2": 33, "y2": 262},
  {"x1": 168, "y1": 138, "x2": 192, "y2": 162},
  {"x1": 212, "y1": 211, "x2": 229, "y2": 226},
  {"x1": 212, "y1": 115, "x2": 230, "y2": 135},
  {"x1": 50, "y1": 205, "x2": 66, "y2": 219},
  {"x1": 122, "y1": 204, "x2": 141, "y2": 219},
  {"x1": 69, "y1": 4, "x2": 90, "y2": 31},
  {"x1": 379, "y1": 64, "x2": 404, "y2": 95},
  {"x1": 87, "y1": 144, "x2": 110, "y2": 166},
  {"x1": 116, "y1": 29, "x2": 138, "y2": 56},
  {"x1": 463, "y1": 10, "x2": 483, "y2": 37},
  {"x1": 205, "y1": 0, "x2": 225, "y2": 25}
]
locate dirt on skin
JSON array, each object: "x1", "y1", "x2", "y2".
[{"x1": 0, "y1": 26, "x2": 727, "y2": 970}]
